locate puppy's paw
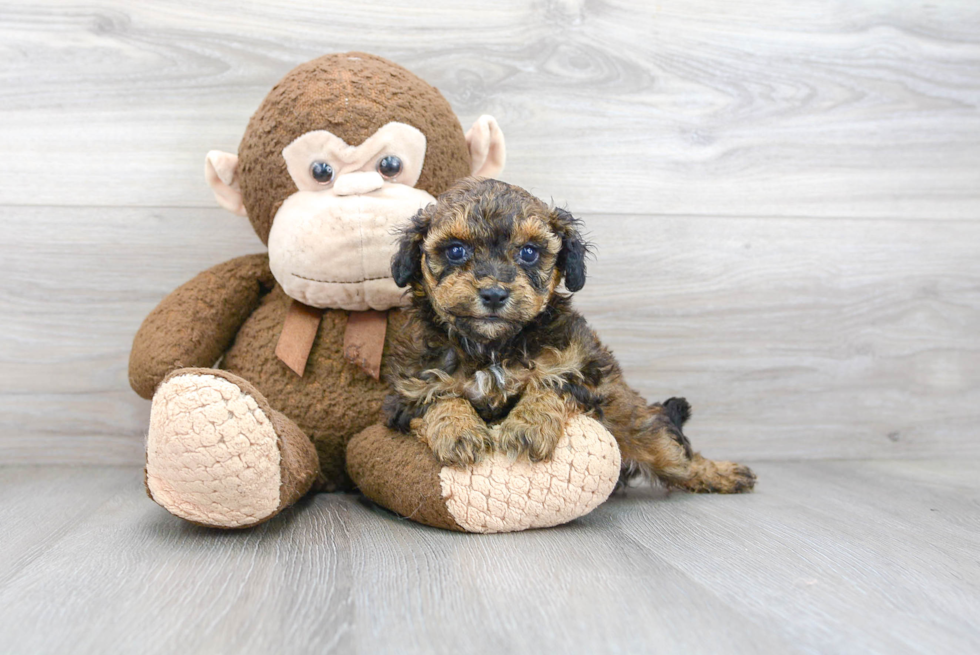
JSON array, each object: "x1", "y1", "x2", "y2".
[
  {"x1": 429, "y1": 424, "x2": 494, "y2": 468},
  {"x1": 414, "y1": 404, "x2": 493, "y2": 468},
  {"x1": 675, "y1": 459, "x2": 757, "y2": 494},
  {"x1": 495, "y1": 408, "x2": 565, "y2": 463}
]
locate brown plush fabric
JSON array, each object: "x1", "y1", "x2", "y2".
[
  {"x1": 131, "y1": 53, "x2": 480, "y2": 522},
  {"x1": 342, "y1": 309, "x2": 387, "y2": 379},
  {"x1": 274, "y1": 300, "x2": 324, "y2": 376},
  {"x1": 221, "y1": 289, "x2": 411, "y2": 491},
  {"x1": 269, "y1": 406, "x2": 320, "y2": 510},
  {"x1": 129, "y1": 254, "x2": 276, "y2": 399},
  {"x1": 170, "y1": 367, "x2": 318, "y2": 516},
  {"x1": 144, "y1": 367, "x2": 320, "y2": 529},
  {"x1": 238, "y1": 52, "x2": 472, "y2": 244},
  {"x1": 347, "y1": 424, "x2": 464, "y2": 532}
]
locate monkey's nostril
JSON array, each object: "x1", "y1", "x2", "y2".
[{"x1": 479, "y1": 286, "x2": 510, "y2": 309}]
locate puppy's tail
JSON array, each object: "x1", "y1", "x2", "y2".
[{"x1": 662, "y1": 397, "x2": 691, "y2": 430}]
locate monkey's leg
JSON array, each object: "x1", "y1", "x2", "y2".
[
  {"x1": 604, "y1": 388, "x2": 756, "y2": 494},
  {"x1": 145, "y1": 368, "x2": 319, "y2": 528},
  {"x1": 348, "y1": 414, "x2": 621, "y2": 533}
]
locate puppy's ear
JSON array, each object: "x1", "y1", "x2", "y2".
[
  {"x1": 552, "y1": 207, "x2": 589, "y2": 292},
  {"x1": 392, "y1": 205, "x2": 433, "y2": 287}
]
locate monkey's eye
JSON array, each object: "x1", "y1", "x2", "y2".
[
  {"x1": 377, "y1": 155, "x2": 403, "y2": 179},
  {"x1": 445, "y1": 243, "x2": 471, "y2": 265},
  {"x1": 310, "y1": 161, "x2": 335, "y2": 185},
  {"x1": 519, "y1": 245, "x2": 540, "y2": 265}
]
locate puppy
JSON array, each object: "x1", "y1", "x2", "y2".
[{"x1": 384, "y1": 177, "x2": 755, "y2": 493}]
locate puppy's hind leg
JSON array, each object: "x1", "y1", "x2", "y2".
[{"x1": 608, "y1": 391, "x2": 756, "y2": 493}]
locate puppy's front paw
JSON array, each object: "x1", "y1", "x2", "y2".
[
  {"x1": 496, "y1": 407, "x2": 565, "y2": 463},
  {"x1": 428, "y1": 423, "x2": 494, "y2": 468},
  {"x1": 414, "y1": 401, "x2": 493, "y2": 468}
]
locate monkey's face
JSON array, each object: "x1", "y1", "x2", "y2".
[
  {"x1": 393, "y1": 178, "x2": 588, "y2": 344},
  {"x1": 266, "y1": 123, "x2": 435, "y2": 310},
  {"x1": 203, "y1": 53, "x2": 507, "y2": 312}
]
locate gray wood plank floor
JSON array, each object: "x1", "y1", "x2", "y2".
[
  {"x1": 1, "y1": 460, "x2": 978, "y2": 655},
  {"x1": 2, "y1": 3, "x2": 978, "y2": 652}
]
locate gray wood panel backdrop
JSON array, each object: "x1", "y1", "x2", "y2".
[{"x1": 1, "y1": 0, "x2": 978, "y2": 465}]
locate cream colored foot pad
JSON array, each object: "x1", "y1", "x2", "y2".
[
  {"x1": 439, "y1": 415, "x2": 621, "y2": 533},
  {"x1": 145, "y1": 374, "x2": 281, "y2": 528}
]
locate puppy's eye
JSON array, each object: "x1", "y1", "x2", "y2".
[
  {"x1": 445, "y1": 244, "x2": 470, "y2": 264},
  {"x1": 377, "y1": 155, "x2": 402, "y2": 179},
  {"x1": 519, "y1": 245, "x2": 540, "y2": 265},
  {"x1": 310, "y1": 161, "x2": 335, "y2": 185}
]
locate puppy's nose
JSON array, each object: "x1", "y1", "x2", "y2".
[{"x1": 479, "y1": 286, "x2": 510, "y2": 309}]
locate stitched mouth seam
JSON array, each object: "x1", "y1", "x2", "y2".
[{"x1": 292, "y1": 273, "x2": 390, "y2": 284}]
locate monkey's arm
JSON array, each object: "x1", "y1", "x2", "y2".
[{"x1": 129, "y1": 253, "x2": 276, "y2": 398}]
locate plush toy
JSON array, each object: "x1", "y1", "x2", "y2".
[{"x1": 129, "y1": 53, "x2": 620, "y2": 533}]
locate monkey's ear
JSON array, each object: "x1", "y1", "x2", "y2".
[
  {"x1": 391, "y1": 206, "x2": 433, "y2": 287},
  {"x1": 553, "y1": 208, "x2": 589, "y2": 292},
  {"x1": 205, "y1": 150, "x2": 248, "y2": 217},
  {"x1": 465, "y1": 115, "x2": 506, "y2": 178}
]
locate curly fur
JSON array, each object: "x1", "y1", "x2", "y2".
[{"x1": 384, "y1": 178, "x2": 756, "y2": 493}]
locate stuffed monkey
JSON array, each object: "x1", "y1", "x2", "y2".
[{"x1": 130, "y1": 53, "x2": 619, "y2": 532}]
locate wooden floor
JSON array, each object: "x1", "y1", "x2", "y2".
[{"x1": 1, "y1": 460, "x2": 978, "y2": 654}]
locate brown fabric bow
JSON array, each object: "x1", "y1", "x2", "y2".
[{"x1": 275, "y1": 300, "x2": 386, "y2": 380}]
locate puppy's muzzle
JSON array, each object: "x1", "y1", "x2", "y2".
[{"x1": 478, "y1": 286, "x2": 510, "y2": 310}]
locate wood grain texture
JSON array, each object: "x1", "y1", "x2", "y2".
[
  {"x1": 582, "y1": 213, "x2": 980, "y2": 460},
  {"x1": 3, "y1": 206, "x2": 978, "y2": 462},
  {"x1": 0, "y1": 465, "x2": 135, "y2": 586},
  {"x1": 3, "y1": 4, "x2": 979, "y2": 652},
  {"x1": 1, "y1": 1, "x2": 979, "y2": 463},
  {"x1": 0, "y1": 1, "x2": 978, "y2": 217},
  {"x1": 0, "y1": 461, "x2": 978, "y2": 654},
  {"x1": 602, "y1": 460, "x2": 980, "y2": 654}
]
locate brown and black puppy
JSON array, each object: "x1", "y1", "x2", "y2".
[{"x1": 385, "y1": 177, "x2": 756, "y2": 493}]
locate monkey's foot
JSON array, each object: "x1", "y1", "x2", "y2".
[{"x1": 145, "y1": 368, "x2": 318, "y2": 528}]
